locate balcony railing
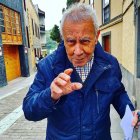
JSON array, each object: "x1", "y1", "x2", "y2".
[{"x1": 40, "y1": 24, "x2": 45, "y2": 33}]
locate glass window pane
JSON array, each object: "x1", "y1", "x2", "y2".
[
  {"x1": 0, "y1": 12, "x2": 4, "y2": 19},
  {"x1": 0, "y1": 26, "x2": 5, "y2": 32},
  {"x1": 104, "y1": 5, "x2": 110, "y2": 23},
  {"x1": 0, "y1": 5, "x2": 2, "y2": 12},
  {"x1": 90, "y1": 0, "x2": 94, "y2": 4},
  {"x1": 0, "y1": 19, "x2": 4, "y2": 25},
  {"x1": 104, "y1": 0, "x2": 109, "y2": 7}
]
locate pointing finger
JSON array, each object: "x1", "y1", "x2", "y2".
[
  {"x1": 54, "y1": 77, "x2": 67, "y2": 86},
  {"x1": 64, "y1": 68, "x2": 73, "y2": 76},
  {"x1": 58, "y1": 73, "x2": 71, "y2": 82}
]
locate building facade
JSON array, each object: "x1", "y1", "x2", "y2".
[
  {"x1": 0, "y1": 0, "x2": 29, "y2": 87},
  {"x1": 81, "y1": 0, "x2": 140, "y2": 108},
  {"x1": 25, "y1": 0, "x2": 41, "y2": 74},
  {"x1": 34, "y1": 5, "x2": 46, "y2": 56}
]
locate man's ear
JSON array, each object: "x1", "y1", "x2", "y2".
[{"x1": 95, "y1": 30, "x2": 100, "y2": 44}]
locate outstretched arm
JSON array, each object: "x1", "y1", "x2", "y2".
[{"x1": 23, "y1": 62, "x2": 82, "y2": 121}]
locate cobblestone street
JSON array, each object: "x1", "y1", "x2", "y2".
[
  {"x1": 0, "y1": 86, "x2": 46, "y2": 139},
  {"x1": 0, "y1": 75, "x2": 138, "y2": 140},
  {"x1": 0, "y1": 116, "x2": 46, "y2": 140}
]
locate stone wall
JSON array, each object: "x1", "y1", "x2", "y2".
[
  {"x1": 121, "y1": 65, "x2": 140, "y2": 109},
  {"x1": 0, "y1": 36, "x2": 7, "y2": 87}
]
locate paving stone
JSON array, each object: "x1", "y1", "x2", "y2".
[{"x1": 0, "y1": 87, "x2": 29, "y2": 120}]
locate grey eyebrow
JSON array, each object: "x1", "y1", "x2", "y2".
[
  {"x1": 79, "y1": 37, "x2": 90, "y2": 41},
  {"x1": 66, "y1": 38, "x2": 76, "y2": 41}
]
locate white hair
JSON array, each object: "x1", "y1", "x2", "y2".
[{"x1": 60, "y1": 3, "x2": 99, "y2": 38}]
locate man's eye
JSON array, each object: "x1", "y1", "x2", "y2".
[
  {"x1": 80, "y1": 40, "x2": 90, "y2": 44},
  {"x1": 67, "y1": 40, "x2": 76, "y2": 45}
]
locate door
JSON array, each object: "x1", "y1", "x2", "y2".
[
  {"x1": 103, "y1": 35, "x2": 111, "y2": 53},
  {"x1": 3, "y1": 45, "x2": 21, "y2": 81}
]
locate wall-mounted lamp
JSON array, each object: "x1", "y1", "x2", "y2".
[{"x1": 24, "y1": 47, "x2": 28, "y2": 54}]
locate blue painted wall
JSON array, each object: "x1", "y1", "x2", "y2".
[
  {"x1": 0, "y1": 0, "x2": 29, "y2": 87},
  {"x1": 0, "y1": 35, "x2": 7, "y2": 87}
]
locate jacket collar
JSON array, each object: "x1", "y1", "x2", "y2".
[
  {"x1": 52, "y1": 41, "x2": 72, "y2": 76},
  {"x1": 82, "y1": 42, "x2": 112, "y2": 94},
  {"x1": 52, "y1": 41, "x2": 112, "y2": 93}
]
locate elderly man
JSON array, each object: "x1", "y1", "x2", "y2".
[{"x1": 23, "y1": 3, "x2": 139, "y2": 140}]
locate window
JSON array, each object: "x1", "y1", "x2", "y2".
[
  {"x1": 0, "y1": 5, "x2": 5, "y2": 32},
  {"x1": 23, "y1": 0, "x2": 26, "y2": 11},
  {"x1": 104, "y1": 0, "x2": 109, "y2": 7},
  {"x1": 0, "y1": 5, "x2": 21, "y2": 35},
  {"x1": 32, "y1": 19, "x2": 34, "y2": 35},
  {"x1": 26, "y1": 26, "x2": 30, "y2": 48},
  {"x1": 102, "y1": 0, "x2": 110, "y2": 23},
  {"x1": 35, "y1": 23, "x2": 37, "y2": 37},
  {"x1": 35, "y1": 23, "x2": 38, "y2": 37},
  {"x1": 89, "y1": 0, "x2": 94, "y2": 5},
  {"x1": 38, "y1": 28, "x2": 40, "y2": 39}
]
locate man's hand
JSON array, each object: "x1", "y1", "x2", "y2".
[{"x1": 50, "y1": 68, "x2": 83, "y2": 100}]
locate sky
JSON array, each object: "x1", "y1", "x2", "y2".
[{"x1": 32, "y1": 0, "x2": 67, "y2": 30}]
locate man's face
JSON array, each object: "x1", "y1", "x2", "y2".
[{"x1": 63, "y1": 19, "x2": 98, "y2": 67}]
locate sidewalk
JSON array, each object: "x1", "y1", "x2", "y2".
[
  {"x1": 0, "y1": 74, "x2": 35, "y2": 100},
  {"x1": 0, "y1": 73, "x2": 46, "y2": 139},
  {"x1": 110, "y1": 106, "x2": 137, "y2": 140}
]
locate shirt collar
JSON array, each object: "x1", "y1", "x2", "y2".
[{"x1": 75, "y1": 54, "x2": 94, "y2": 82}]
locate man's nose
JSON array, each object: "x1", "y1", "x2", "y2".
[{"x1": 74, "y1": 44, "x2": 83, "y2": 55}]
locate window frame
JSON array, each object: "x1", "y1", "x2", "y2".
[
  {"x1": 102, "y1": 0, "x2": 110, "y2": 24},
  {"x1": 0, "y1": 4, "x2": 21, "y2": 35},
  {"x1": 0, "y1": 5, "x2": 5, "y2": 33}
]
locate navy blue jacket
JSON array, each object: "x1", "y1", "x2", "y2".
[{"x1": 23, "y1": 42, "x2": 134, "y2": 140}]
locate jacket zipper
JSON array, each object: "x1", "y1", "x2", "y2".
[{"x1": 95, "y1": 89, "x2": 100, "y2": 114}]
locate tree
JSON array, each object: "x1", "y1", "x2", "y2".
[
  {"x1": 45, "y1": 30, "x2": 58, "y2": 54},
  {"x1": 66, "y1": 0, "x2": 80, "y2": 8},
  {"x1": 46, "y1": 30, "x2": 57, "y2": 49},
  {"x1": 50, "y1": 25, "x2": 61, "y2": 43}
]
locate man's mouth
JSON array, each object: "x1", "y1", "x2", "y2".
[{"x1": 75, "y1": 58, "x2": 85, "y2": 61}]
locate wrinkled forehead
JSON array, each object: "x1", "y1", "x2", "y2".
[
  {"x1": 63, "y1": 13, "x2": 93, "y2": 25},
  {"x1": 62, "y1": 19, "x2": 95, "y2": 37}
]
